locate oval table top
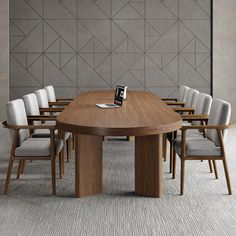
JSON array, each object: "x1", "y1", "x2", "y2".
[{"x1": 56, "y1": 91, "x2": 182, "y2": 136}]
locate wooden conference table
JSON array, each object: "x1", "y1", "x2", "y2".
[{"x1": 57, "y1": 91, "x2": 181, "y2": 198}]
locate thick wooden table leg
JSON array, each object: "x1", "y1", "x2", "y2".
[
  {"x1": 75, "y1": 134, "x2": 103, "y2": 198},
  {"x1": 135, "y1": 134, "x2": 163, "y2": 198}
]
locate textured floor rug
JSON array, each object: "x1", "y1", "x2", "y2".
[{"x1": 0, "y1": 128, "x2": 236, "y2": 236}]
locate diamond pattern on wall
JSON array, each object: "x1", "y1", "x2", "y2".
[{"x1": 10, "y1": 0, "x2": 212, "y2": 99}]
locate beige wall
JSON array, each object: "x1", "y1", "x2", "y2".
[
  {"x1": 214, "y1": 0, "x2": 236, "y2": 121},
  {"x1": 0, "y1": 0, "x2": 9, "y2": 120}
]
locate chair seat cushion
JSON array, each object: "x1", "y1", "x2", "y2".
[
  {"x1": 167, "y1": 128, "x2": 203, "y2": 143},
  {"x1": 15, "y1": 138, "x2": 63, "y2": 157},
  {"x1": 32, "y1": 129, "x2": 70, "y2": 140},
  {"x1": 174, "y1": 138, "x2": 221, "y2": 157}
]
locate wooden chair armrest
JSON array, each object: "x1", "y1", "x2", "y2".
[
  {"x1": 181, "y1": 123, "x2": 234, "y2": 131},
  {"x1": 181, "y1": 115, "x2": 208, "y2": 121},
  {"x1": 2, "y1": 121, "x2": 57, "y2": 130},
  {"x1": 27, "y1": 115, "x2": 57, "y2": 121},
  {"x1": 166, "y1": 101, "x2": 185, "y2": 107},
  {"x1": 56, "y1": 98, "x2": 73, "y2": 101},
  {"x1": 39, "y1": 107, "x2": 64, "y2": 112},
  {"x1": 48, "y1": 101, "x2": 70, "y2": 106},
  {"x1": 162, "y1": 98, "x2": 178, "y2": 101},
  {"x1": 173, "y1": 107, "x2": 195, "y2": 112}
]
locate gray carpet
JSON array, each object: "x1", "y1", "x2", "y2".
[{"x1": 0, "y1": 127, "x2": 236, "y2": 236}]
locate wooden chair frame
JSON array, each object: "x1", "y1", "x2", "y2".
[
  {"x1": 56, "y1": 98, "x2": 73, "y2": 101},
  {"x1": 2, "y1": 121, "x2": 62, "y2": 195},
  {"x1": 165, "y1": 101, "x2": 185, "y2": 107},
  {"x1": 27, "y1": 115, "x2": 73, "y2": 177},
  {"x1": 162, "y1": 98, "x2": 178, "y2": 102},
  {"x1": 39, "y1": 107, "x2": 73, "y2": 163},
  {"x1": 162, "y1": 109, "x2": 195, "y2": 161},
  {"x1": 48, "y1": 101, "x2": 71, "y2": 107},
  {"x1": 172, "y1": 123, "x2": 234, "y2": 195},
  {"x1": 168, "y1": 115, "x2": 209, "y2": 173},
  {"x1": 173, "y1": 107, "x2": 195, "y2": 115},
  {"x1": 39, "y1": 107, "x2": 64, "y2": 114}
]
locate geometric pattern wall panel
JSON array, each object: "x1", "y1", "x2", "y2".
[{"x1": 10, "y1": 0, "x2": 212, "y2": 99}]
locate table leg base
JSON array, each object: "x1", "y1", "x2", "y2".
[
  {"x1": 135, "y1": 135, "x2": 163, "y2": 198},
  {"x1": 75, "y1": 134, "x2": 103, "y2": 198}
]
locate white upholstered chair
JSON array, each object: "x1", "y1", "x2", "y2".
[
  {"x1": 188, "y1": 89, "x2": 199, "y2": 108},
  {"x1": 173, "y1": 99, "x2": 233, "y2": 195},
  {"x1": 44, "y1": 85, "x2": 73, "y2": 107},
  {"x1": 191, "y1": 93, "x2": 212, "y2": 125},
  {"x1": 23, "y1": 93, "x2": 61, "y2": 136},
  {"x1": 3, "y1": 99, "x2": 64, "y2": 194},
  {"x1": 35, "y1": 88, "x2": 67, "y2": 115},
  {"x1": 35, "y1": 89, "x2": 50, "y2": 109},
  {"x1": 23, "y1": 93, "x2": 72, "y2": 177},
  {"x1": 32, "y1": 91, "x2": 73, "y2": 164},
  {"x1": 169, "y1": 93, "x2": 212, "y2": 173},
  {"x1": 172, "y1": 88, "x2": 199, "y2": 115},
  {"x1": 44, "y1": 85, "x2": 57, "y2": 102},
  {"x1": 164, "y1": 86, "x2": 190, "y2": 106},
  {"x1": 180, "y1": 86, "x2": 190, "y2": 101}
]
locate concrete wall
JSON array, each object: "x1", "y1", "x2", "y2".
[
  {"x1": 213, "y1": 0, "x2": 236, "y2": 121},
  {"x1": 9, "y1": 0, "x2": 212, "y2": 99},
  {"x1": 0, "y1": 0, "x2": 9, "y2": 120}
]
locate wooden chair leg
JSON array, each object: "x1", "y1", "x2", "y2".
[
  {"x1": 169, "y1": 132, "x2": 174, "y2": 173},
  {"x1": 17, "y1": 160, "x2": 23, "y2": 179},
  {"x1": 180, "y1": 159, "x2": 185, "y2": 195},
  {"x1": 61, "y1": 147, "x2": 65, "y2": 176},
  {"x1": 72, "y1": 133, "x2": 75, "y2": 150},
  {"x1": 163, "y1": 134, "x2": 167, "y2": 162},
  {"x1": 68, "y1": 135, "x2": 72, "y2": 161},
  {"x1": 172, "y1": 150, "x2": 176, "y2": 179},
  {"x1": 212, "y1": 160, "x2": 218, "y2": 179},
  {"x1": 222, "y1": 159, "x2": 232, "y2": 195},
  {"x1": 4, "y1": 160, "x2": 14, "y2": 194},
  {"x1": 66, "y1": 135, "x2": 73, "y2": 162},
  {"x1": 59, "y1": 152, "x2": 62, "y2": 179},
  {"x1": 208, "y1": 160, "x2": 213, "y2": 173},
  {"x1": 66, "y1": 139, "x2": 69, "y2": 162},
  {"x1": 59, "y1": 150, "x2": 64, "y2": 179},
  {"x1": 21, "y1": 160, "x2": 26, "y2": 174},
  {"x1": 51, "y1": 157, "x2": 56, "y2": 195}
]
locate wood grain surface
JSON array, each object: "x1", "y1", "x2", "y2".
[
  {"x1": 135, "y1": 134, "x2": 163, "y2": 197},
  {"x1": 75, "y1": 134, "x2": 103, "y2": 197},
  {"x1": 57, "y1": 91, "x2": 182, "y2": 136}
]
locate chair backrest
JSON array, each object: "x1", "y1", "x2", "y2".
[
  {"x1": 6, "y1": 99, "x2": 29, "y2": 145},
  {"x1": 194, "y1": 93, "x2": 212, "y2": 116},
  {"x1": 189, "y1": 89, "x2": 199, "y2": 108},
  {"x1": 192, "y1": 93, "x2": 212, "y2": 125},
  {"x1": 23, "y1": 93, "x2": 41, "y2": 125},
  {"x1": 23, "y1": 93, "x2": 40, "y2": 116},
  {"x1": 184, "y1": 89, "x2": 197, "y2": 107},
  {"x1": 179, "y1": 86, "x2": 189, "y2": 102},
  {"x1": 44, "y1": 85, "x2": 56, "y2": 102},
  {"x1": 206, "y1": 99, "x2": 231, "y2": 146},
  {"x1": 35, "y1": 89, "x2": 49, "y2": 108},
  {"x1": 182, "y1": 87, "x2": 190, "y2": 103}
]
